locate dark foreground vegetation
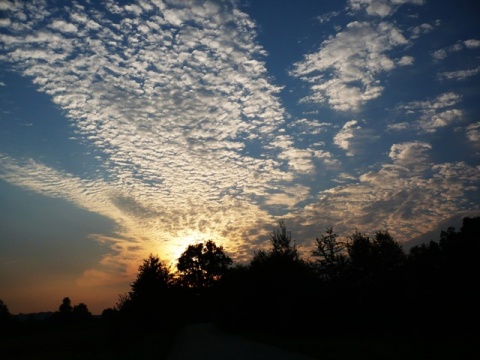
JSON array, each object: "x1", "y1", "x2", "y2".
[{"x1": 1, "y1": 216, "x2": 479, "y2": 359}]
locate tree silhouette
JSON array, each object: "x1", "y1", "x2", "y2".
[
  {"x1": 250, "y1": 220, "x2": 302, "y2": 271},
  {"x1": 53, "y1": 297, "x2": 94, "y2": 326},
  {"x1": 406, "y1": 216, "x2": 480, "y2": 331},
  {"x1": 114, "y1": 254, "x2": 175, "y2": 334},
  {"x1": 0, "y1": 299, "x2": 11, "y2": 324},
  {"x1": 176, "y1": 240, "x2": 232, "y2": 292},
  {"x1": 344, "y1": 230, "x2": 407, "y2": 330},
  {"x1": 59, "y1": 297, "x2": 73, "y2": 313},
  {"x1": 347, "y1": 230, "x2": 405, "y2": 276},
  {"x1": 72, "y1": 302, "x2": 92, "y2": 321},
  {"x1": 243, "y1": 221, "x2": 314, "y2": 332},
  {"x1": 115, "y1": 293, "x2": 132, "y2": 312},
  {"x1": 127, "y1": 254, "x2": 173, "y2": 314},
  {"x1": 312, "y1": 227, "x2": 347, "y2": 279},
  {"x1": 269, "y1": 220, "x2": 298, "y2": 260},
  {"x1": 131, "y1": 254, "x2": 172, "y2": 298},
  {"x1": 218, "y1": 216, "x2": 480, "y2": 337}
]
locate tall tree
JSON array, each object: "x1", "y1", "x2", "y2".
[
  {"x1": 129, "y1": 254, "x2": 172, "y2": 307},
  {"x1": 270, "y1": 220, "x2": 298, "y2": 260},
  {"x1": 247, "y1": 221, "x2": 312, "y2": 332},
  {"x1": 312, "y1": 227, "x2": 347, "y2": 279},
  {"x1": 347, "y1": 230, "x2": 405, "y2": 276},
  {"x1": 176, "y1": 240, "x2": 232, "y2": 291}
]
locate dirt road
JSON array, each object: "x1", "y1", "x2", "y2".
[{"x1": 166, "y1": 323, "x2": 318, "y2": 360}]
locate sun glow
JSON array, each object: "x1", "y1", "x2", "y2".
[{"x1": 161, "y1": 229, "x2": 225, "y2": 267}]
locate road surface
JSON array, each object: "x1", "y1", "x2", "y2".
[{"x1": 166, "y1": 323, "x2": 318, "y2": 360}]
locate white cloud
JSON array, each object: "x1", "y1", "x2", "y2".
[
  {"x1": 288, "y1": 118, "x2": 332, "y2": 136},
  {"x1": 291, "y1": 20, "x2": 411, "y2": 111},
  {"x1": 0, "y1": 0, "x2": 310, "y2": 279},
  {"x1": 333, "y1": 172, "x2": 358, "y2": 183},
  {"x1": 317, "y1": 11, "x2": 341, "y2": 24},
  {"x1": 348, "y1": 0, "x2": 424, "y2": 17},
  {"x1": 49, "y1": 20, "x2": 78, "y2": 33},
  {"x1": 425, "y1": 109, "x2": 463, "y2": 130},
  {"x1": 388, "y1": 141, "x2": 431, "y2": 172},
  {"x1": 0, "y1": 1, "x2": 15, "y2": 11},
  {"x1": 313, "y1": 150, "x2": 338, "y2": 165},
  {"x1": 432, "y1": 39, "x2": 480, "y2": 61},
  {"x1": 466, "y1": 122, "x2": 480, "y2": 143},
  {"x1": 334, "y1": 120, "x2": 360, "y2": 155},
  {"x1": 392, "y1": 92, "x2": 463, "y2": 133},
  {"x1": 264, "y1": 184, "x2": 310, "y2": 209},
  {"x1": 0, "y1": 17, "x2": 11, "y2": 28},
  {"x1": 464, "y1": 39, "x2": 480, "y2": 49},
  {"x1": 438, "y1": 66, "x2": 480, "y2": 81},
  {"x1": 410, "y1": 23, "x2": 434, "y2": 38},
  {"x1": 432, "y1": 49, "x2": 447, "y2": 61},
  {"x1": 333, "y1": 120, "x2": 379, "y2": 156},
  {"x1": 397, "y1": 55, "x2": 414, "y2": 66},
  {"x1": 278, "y1": 148, "x2": 316, "y2": 174},
  {"x1": 1, "y1": 0, "x2": 478, "y2": 294},
  {"x1": 295, "y1": 155, "x2": 479, "y2": 247},
  {"x1": 386, "y1": 122, "x2": 410, "y2": 131}
]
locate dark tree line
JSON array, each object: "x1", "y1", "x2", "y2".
[
  {"x1": 2, "y1": 216, "x2": 479, "y2": 340},
  {"x1": 106, "y1": 216, "x2": 479, "y2": 338}
]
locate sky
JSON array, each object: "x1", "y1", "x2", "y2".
[{"x1": 1, "y1": 0, "x2": 479, "y2": 314}]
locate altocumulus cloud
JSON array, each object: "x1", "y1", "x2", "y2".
[
  {"x1": 0, "y1": 0, "x2": 479, "y2": 287},
  {"x1": 0, "y1": 0, "x2": 313, "y2": 283},
  {"x1": 290, "y1": 0, "x2": 422, "y2": 112},
  {"x1": 293, "y1": 142, "x2": 480, "y2": 245},
  {"x1": 389, "y1": 92, "x2": 464, "y2": 133}
]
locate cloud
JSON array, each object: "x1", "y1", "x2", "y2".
[
  {"x1": 291, "y1": 20, "x2": 413, "y2": 111},
  {"x1": 1, "y1": 0, "x2": 478, "y2": 297},
  {"x1": 333, "y1": 172, "x2": 358, "y2": 184},
  {"x1": 334, "y1": 120, "x2": 360, "y2": 155},
  {"x1": 464, "y1": 39, "x2": 480, "y2": 49},
  {"x1": 293, "y1": 145, "x2": 480, "y2": 247},
  {"x1": 437, "y1": 66, "x2": 480, "y2": 81},
  {"x1": 410, "y1": 22, "x2": 435, "y2": 38},
  {"x1": 0, "y1": 0, "x2": 312, "y2": 279},
  {"x1": 386, "y1": 122, "x2": 410, "y2": 132},
  {"x1": 333, "y1": 120, "x2": 379, "y2": 156},
  {"x1": 317, "y1": 11, "x2": 341, "y2": 24},
  {"x1": 397, "y1": 55, "x2": 414, "y2": 66},
  {"x1": 466, "y1": 122, "x2": 480, "y2": 143},
  {"x1": 288, "y1": 118, "x2": 332, "y2": 136},
  {"x1": 431, "y1": 49, "x2": 447, "y2": 61},
  {"x1": 348, "y1": 0, "x2": 424, "y2": 18},
  {"x1": 264, "y1": 184, "x2": 310, "y2": 209},
  {"x1": 49, "y1": 20, "x2": 78, "y2": 33},
  {"x1": 432, "y1": 39, "x2": 480, "y2": 61},
  {"x1": 0, "y1": 1, "x2": 15, "y2": 11},
  {"x1": 388, "y1": 141, "x2": 431, "y2": 173},
  {"x1": 392, "y1": 92, "x2": 463, "y2": 132},
  {"x1": 278, "y1": 147, "x2": 316, "y2": 174}
]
